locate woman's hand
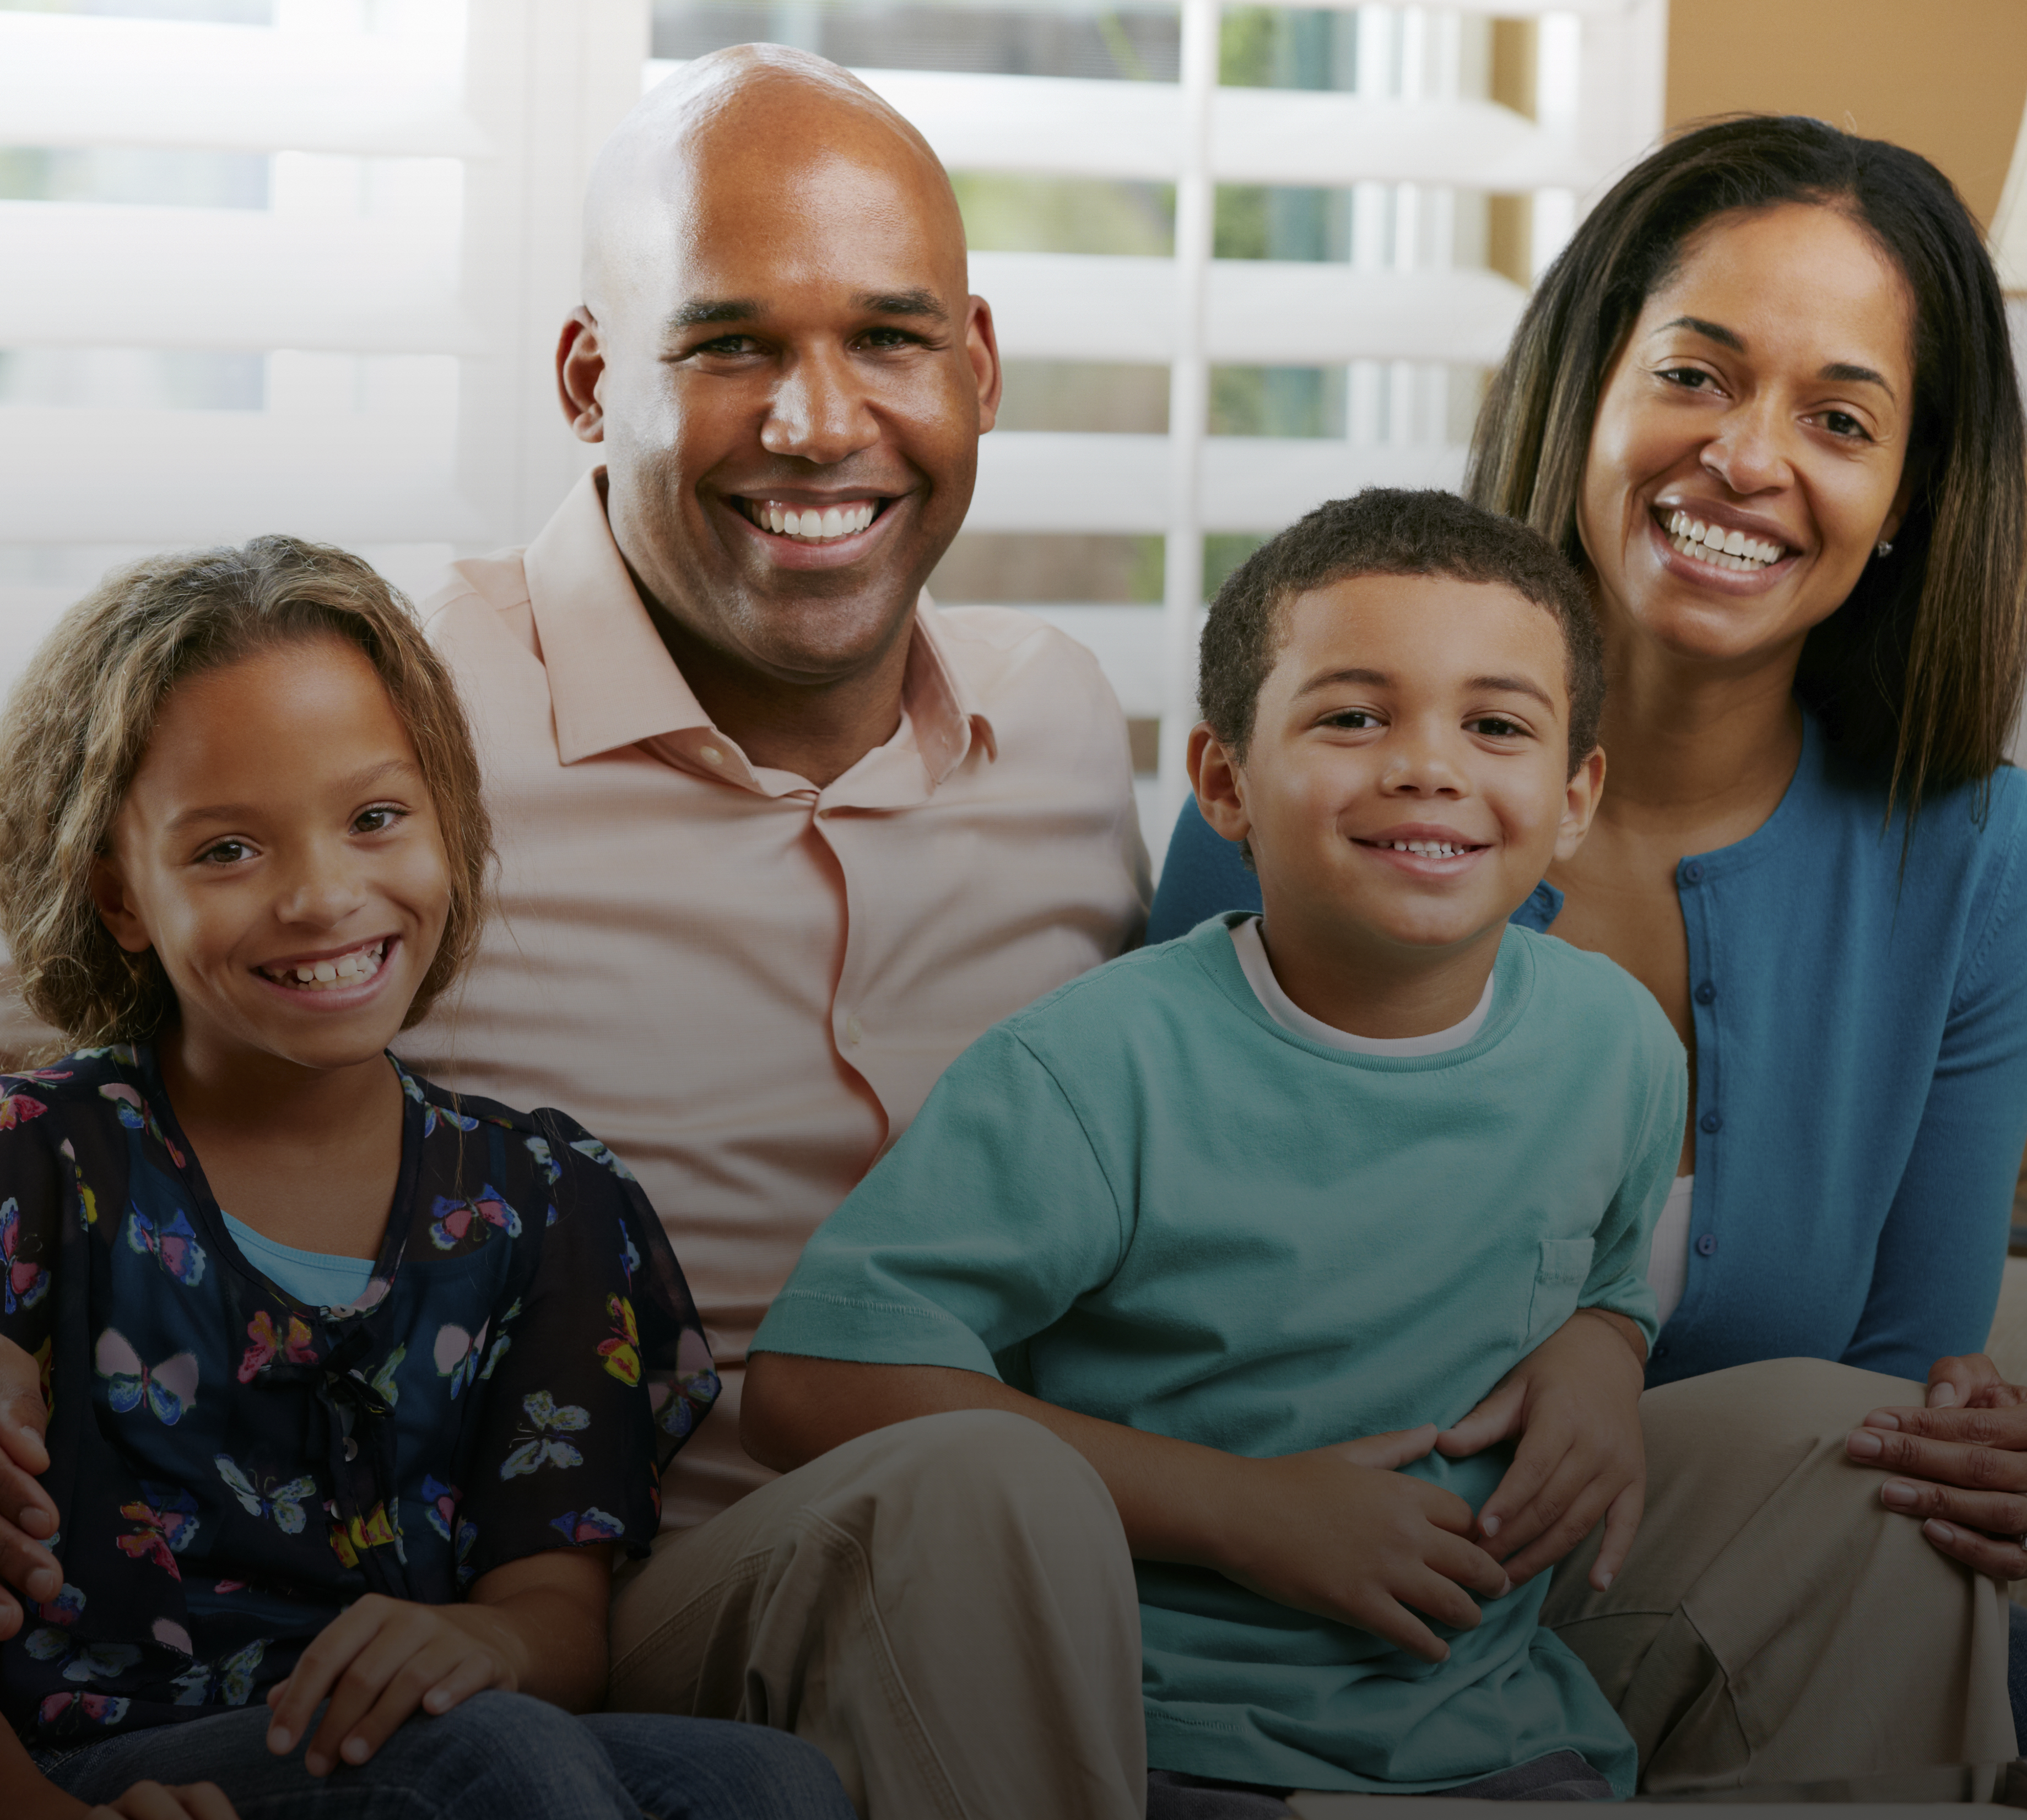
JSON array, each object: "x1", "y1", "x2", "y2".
[
  {"x1": 1847, "y1": 1351, "x2": 2027, "y2": 1579},
  {"x1": 0, "y1": 1330, "x2": 61, "y2": 1640},
  {"x1": 1434, "y1": 1307, "x2": 1648, "y2": 1591},
  {"x1": 262, "y1": 1594, "x2": 526, "y2": 1776}
]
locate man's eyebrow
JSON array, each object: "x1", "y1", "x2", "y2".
[
  {"x1": 164, "y1": 761, "x2": 421, "y2": 834},
  {"x1": 1469, "y1": 674, "x2": 1556, "y2": 711},
  {"x1": 856, "y1": 288, "x2": 948, "y2": 321},
  {"x1": 668, "y1": 298, "x2": 761, "y2": 330}
]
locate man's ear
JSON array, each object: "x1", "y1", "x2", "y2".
[
  {"x1": 556, "y1": 306, "x2": 606, "y2": 442},
  {"x1": 89, "y1": 856, "x2": 153, "y2": 956},
  {"x1": 1188, "y1": 722, "x2": 1251, "y2": 847},
  {"x1": 1553, "y1": 745, "x2": 1606, "y2": 862},
  {"x1": 965, "y1": 295, "x2": 1003, "y2": 434}
]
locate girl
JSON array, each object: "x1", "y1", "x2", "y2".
[{"x1": 0, "y1": 538, "x2": 852, "y2": 1819}]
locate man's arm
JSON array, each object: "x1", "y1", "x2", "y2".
[{"x1": 743, "y1": 1351, "x2": 1511, "y2": 1664}]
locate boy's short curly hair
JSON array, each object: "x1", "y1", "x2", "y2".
[
  {"x1": 0, "y1": 535, "x2": 493, "y2": 1051},
  {"x1": 1198, "y1": 489, "x2": 1606, "y2": 776}
]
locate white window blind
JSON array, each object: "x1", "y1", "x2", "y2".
[{"x1": 0, "y1": 0, "x2": 1668, "y2": 858}]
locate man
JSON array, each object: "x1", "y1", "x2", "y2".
[{"x1": 0, "y1": 44, "x2": 1154, "y2": 1820}]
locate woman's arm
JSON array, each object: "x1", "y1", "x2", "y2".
[{"x1": 261, "y1": 1546, "x2": 612, "y2": 1779}]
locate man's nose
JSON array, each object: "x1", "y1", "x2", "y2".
[{"x1": 760, "y1": 346, "x2": 880, "y2": 465}]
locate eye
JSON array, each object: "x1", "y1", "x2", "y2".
[
  {"x1": 1817, "y1": 408, "x2": 1873, "y2": 442},
  {"x1": 353, "y1": 804, "x2": 407, "y2": 835},
  {"x1": 1657, "y1": 365, "x2": 1718, "y2": 393},
  {"x1": 1468, "y1": 716, "x2": 1530, "y2": 739},
  {"x1": 1321, "y1": 708, "x2": 1380, "y2": 730},
  {"x1": 197, "y1": 839, "x2": 252, "y2": 866},
  {"x1": 861, "y1": 326, "x2": 928, "y2": 351}
]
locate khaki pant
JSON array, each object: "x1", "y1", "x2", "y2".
[{"x1": 608, "y1": 1364, "x2": 2012, "y2": 1818}]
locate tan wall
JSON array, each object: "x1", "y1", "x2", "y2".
[{"x1": 1666, "y1": 0, "x2": 2027, "y2": 229}]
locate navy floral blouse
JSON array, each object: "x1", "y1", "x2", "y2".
[{"x1": 0, "y1": 1046, "x2": 718, "y2": 1750}]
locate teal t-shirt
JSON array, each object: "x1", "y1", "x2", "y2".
[{"x1": 754, "y1": 915, "x2": 1687, "y2": 1795}]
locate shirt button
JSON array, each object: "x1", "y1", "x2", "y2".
[
  {"x1": 1695, "y1": 1233, "x2": 1718, "y2": 1257},
  {"x1": 1694, "y1": 981, "x2": 1716, "y2": 1004},
  {"x1": 1700, "y1": 1111, "x2": 1722, "y2": 1134},
  {"x1": 1653, "y1": 1341, "x2": 1669, "y2": 1359},
  {"x1": 698, "y1": 744, "x2": 725, "y2": 766},
  {"x1": 844, "y1": 1012, "x2": 864, "y2": 1046},
  {"x1": 1681, "y1": 860, "x2": 1704, "y2": 884}
]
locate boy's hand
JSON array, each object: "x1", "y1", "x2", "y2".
[
  {"x1": 86, "y1": 1785, "x2": 239, "y2": 1820},
  {"x1": 1436, "y1": 1308, "x2": 1646, "y2": 1590},
  {"x1": 263, "y1": 1594, "x2": 524, "y2": 1776},
  {"x1": 1213, "y1": 1424, "x2": 1512, "y2": 1664}
]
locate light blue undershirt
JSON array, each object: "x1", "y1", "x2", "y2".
[{"x1": 220, "y1": 1209, "x2": 374, "y2": 1309}]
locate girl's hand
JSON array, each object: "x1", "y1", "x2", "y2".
[
  {"x1": 0, "y1": 1330, "x2": 62, "y2": 1641},
  {"x1": 87, "y1": 1785, "x2": 240, "y2": 1820},
  {"x1": 263, "y1": 1594, "x2": 525, "y2": 1777},
  {"x1": 1435, "y1": 1307, "x2": 1648, "y2": 1590},
  {"x1": 1847, "y1": 1352, "x2": 2027, "y2": 1580},
  {"x1": 1210, "y1": 1426, "x2": 1514, "y2": 1663}
]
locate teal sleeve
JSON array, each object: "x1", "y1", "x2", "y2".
[
  {"x1": 1576, "y1": 1010, "x2": 1688, "y2": 1350},
  {"x1": 751, "y1": 1025, "x2": 1128, "y2": 1376}
]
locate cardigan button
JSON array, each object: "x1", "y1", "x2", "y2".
[
  {"x1": 1700, "y1": 1111, "x2": 1722, "y2": 1133},
  {"x1": 1694, "y1": 981, "x2": 1716, "y2": 1004},
  {"x1": 1695, "y1": 1233, "x2": 1718, "y2": 1257},
  {"x1": 1681, "y1": 860, "x2": 1705, "y2": 884}
]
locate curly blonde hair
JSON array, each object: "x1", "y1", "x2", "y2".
[{"x1": 0, "y1": 535, "x2": 493, "y2": 1049}]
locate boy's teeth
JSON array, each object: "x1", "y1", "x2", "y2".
[
  {"x1": 1664, "y1": 511, "x2": 1785, "y2": 570},
  {"x1": 269, "y1": 941, "x2": 385, "y2": 992},
  {"x1": 754, "y1": 500, "x2": 877, "y2": 541},
  {"x1": 1388, "y1": 840, "x2": 1465, "y2": 857}
]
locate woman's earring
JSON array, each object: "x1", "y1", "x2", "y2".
[{"x1": 1875, "y1": 539, "x2": 1894, "y2": 558}]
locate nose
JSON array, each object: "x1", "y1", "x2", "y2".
[
  {"x1": 760, "y1": 344, "x2": 880, "y2": 466},
  {"x1": 274, "y1": 835, "x2": 369, "y2": 930},
  {"x1": 1700, "y1": 394, "x2": 1792, "y2": 496},
  {"x1": 1380, "y1": 721, "x2": 1467, "y2": 798}
]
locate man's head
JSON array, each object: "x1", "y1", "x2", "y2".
[
  {"x1": 560, "y1": 46, "x2": 1001, "y2": 690},
  {"x1": 1188, "y1": 490, "x2": 1607, "y2": 962}
]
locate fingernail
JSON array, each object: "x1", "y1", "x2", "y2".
[
  {"x1": 1596, "y1": 1569, "x2": 1614, "y2": 1590},
  {"x1": 267, "y1": 1727, "x2": 291, "y2": 1755},
  {"x1": 1931, "y1": 1383, "x2": 1959, "y2": 1409},
  {"x1": 1846, "y1": 1429, "x2": 1884, "y2": 1459},
  {"x1": 1864, "y1": 1410, "x2": 1901, "y2": 1430},
  {"x1": 1925, "y1": 1519, "x2": 1955, "y2": 1543},
  {"x1": 343, "y1": 1737, "x2": 370, "y2": 1765},
  {"x1": 26, "y1": 1569, "x2": 58, "y2": 1600},
  {"x1": 1480, "y1": 1514, "x2": 1500, "y2": 1537},
  {"x1": 1881, "y1": 1480, "x2": 1919, "y2": 1508}
]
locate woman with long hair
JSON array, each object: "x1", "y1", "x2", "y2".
[{"x1": 1149, "y1": 115, "x2": 2027, "y2": 1795}]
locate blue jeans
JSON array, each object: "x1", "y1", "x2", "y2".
[{"x1": 36, "y1": 1691, "x2": 854, "y2": 1819}]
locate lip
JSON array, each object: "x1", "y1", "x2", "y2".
[
  {"x1": 1650, "y1": 501, "x2": 1802, "y2": 594},
  {"x1": 1352, "y1": 823, "x2": 1490, "y2": 876},
  {"x1": 247, "y1": 935, "x2": 399, "y2": 1012},
  {"x1": 721, "y1": 490, "x2": 907, "y2": 571}
]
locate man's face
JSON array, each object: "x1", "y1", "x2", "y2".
[{"x1": 568, "y1": 130, "x2": 1000, "y2": 688}]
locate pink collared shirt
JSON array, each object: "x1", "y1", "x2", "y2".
[{"x1": 402, "y1": 474, "x2": 1150, "y2": 1523}]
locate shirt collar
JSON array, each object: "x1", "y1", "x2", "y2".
[{"x1": 523, "y1": 469, "x2": 995, "y2": 784}]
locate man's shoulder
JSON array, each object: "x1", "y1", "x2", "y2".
[
  {"x1": 928, "y1": 604, "x2": 1117, "y2": 713},
  {"x1": 415, "y1": 548, "x2": 538, "y2": 652}
]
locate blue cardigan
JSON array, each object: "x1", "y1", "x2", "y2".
[{"x1": 1146, "y1": 716, "x2": 2027, "y2": 1386}]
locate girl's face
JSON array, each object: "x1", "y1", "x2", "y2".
[
  {"x1": 1576, "y1": 202, "x2": 1918, "y2": 673},
  {"x1": 92, "y1": 636, "x2": 452, "y2": 1078}
]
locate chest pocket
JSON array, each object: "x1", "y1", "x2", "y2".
[{"x1": 1526, "y1": 1236, "x2": 1595, "y2": 1345}]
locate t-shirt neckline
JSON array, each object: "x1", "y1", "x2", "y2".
[{"x1": 1228, "y1": 916, "x2": 1495, "y2": 1055}]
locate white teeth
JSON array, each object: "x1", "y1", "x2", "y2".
[
  {"x1": 266, "y1": 941, "x2": 385, "y2": 993},
  {"x1": 750, "y1": 501, "x2": 879, "y2": 543},
  {"x1": 1387, "y1": 839, "x2": 1464, "y2": 857},
  {"x1": 1664, "y1": 511, "x2": 1785, "y2": 571}
]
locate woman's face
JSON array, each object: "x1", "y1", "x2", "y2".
[{"x1": 1577, "y1": 202, "x2": 1918, "y2": 673}]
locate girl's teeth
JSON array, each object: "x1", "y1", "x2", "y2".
[
  {"x1": 753, "y1": 501, "x2": 877, "y2": 542},
  {"x1": 1664, "y1": 511, "x2": 1785, "y2": 569},
  {"x1": 274, "y1": 944, "x2": 384, "y2": 991}
]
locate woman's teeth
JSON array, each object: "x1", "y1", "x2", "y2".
[
  {"x1": 1665, "y1": 510, "x2": 1786, "y2": 572},
  {"x1": 749, "y1": 501, "x2": 877, "y2": 541},
  {"x1": 262, "y1": 942, "x2": 385, "y2": 991}
]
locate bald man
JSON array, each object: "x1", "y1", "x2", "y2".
[{"x1": 0, "y1": 42, "x2": 1152, "y2": 1820}]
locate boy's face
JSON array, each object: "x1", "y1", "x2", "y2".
[{"x1": 1192, "y1": 573, "x2": 1602, "y2": 965}]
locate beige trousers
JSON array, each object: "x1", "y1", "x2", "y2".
[
  {"x1": 608, "y1": 1363, "x2": 2011, "y2": 1818},
  {"x1": 607, "y1": 1408, "x2": 1148, "y2": 1820}
]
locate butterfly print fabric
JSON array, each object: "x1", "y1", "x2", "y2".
[{"x1": 0, "y1": 1046, "x2": 717, "y2": 1751}]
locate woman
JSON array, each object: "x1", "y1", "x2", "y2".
[{"x1": 1152, "y1": 115, "x2": 2027, "y2": 1793}]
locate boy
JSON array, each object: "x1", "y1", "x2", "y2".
[{"x1": 742, "y1": 490, "x2": 1686, "y2": 1810}]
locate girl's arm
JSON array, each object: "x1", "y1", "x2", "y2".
[
  {"x1": 2, "y1": 1721, "x2": 238, "y2": 1818},
  {"x1": 261, "y1": 1545, "x2": 612, "y2": 1780}
]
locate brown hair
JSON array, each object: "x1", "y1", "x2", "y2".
[
  {"x1": 1199, "y1": 487, "x2": 1605, "y2": 774},
  {"x1": 1467, "y1": 113, "x2": 2027, "y2": 821},
  {"x1": 0, "y1": 535, "x2": 492, "y2": 1049}
]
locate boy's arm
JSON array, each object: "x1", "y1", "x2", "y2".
[
  {"x1": 745, "y1": 1353, "x2": 1512, "y2": 1663},
  {"x1": 262, "y1": 1547, "x2": 610, "y2": 1779}
]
